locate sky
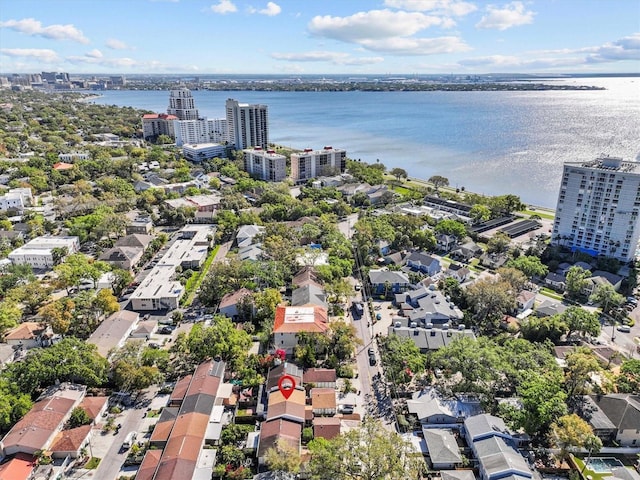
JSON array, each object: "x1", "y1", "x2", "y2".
[{"x1": 0, "y1": 0, "x2": 639, "y2": 75}]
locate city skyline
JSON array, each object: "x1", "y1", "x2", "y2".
[{"x1": 0, "y1": 0, "x2": 638, "y2": 75}]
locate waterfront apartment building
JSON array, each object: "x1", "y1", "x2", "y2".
[
  {"x1": 290, "y1": 146, "x2": 347, "y2": 183},
  {"x1": 551, "y1": 156, "x2": 640, "y2": 262},
  {"x1": 167, "y1": 86, "x2": 199, "y2": 120},
  {"x1": 243, "y1": 147, "x2": 287, "y2": 182},
  {"x1": 142, "y1": 113, "x2": 177, "y2": 142},
  {"x1": 226, "y1": 98, "x2": 268, "y2": 150}
]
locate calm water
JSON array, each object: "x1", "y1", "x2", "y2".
[{"x1": 91, "y1": 77, "x2": 640, "y2": 208}]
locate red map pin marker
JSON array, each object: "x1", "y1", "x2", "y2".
[{"x1": 278, "y1": 374, "x2": 296, "y2": 400}]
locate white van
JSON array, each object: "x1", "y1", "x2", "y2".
[{"x1": 123, "y1": 431, "x2": 137, "y2": 449}]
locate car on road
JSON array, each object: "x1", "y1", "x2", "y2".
[
  {"x1": 617, "y1": 325, "x2": 631, "y2": 333},
  {"x1": 369, "y1": 354, "x2": 377, "y2": 366},
  {"x1": 159, "y1": 326, "x2": 175, "y2": 334},
  {"x1": 367, "y1": 348, "x2": 375, "y2": 356}
]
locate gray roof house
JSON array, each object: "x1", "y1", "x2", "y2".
[
  {"x1": 291, "y1": 284, "x2": 327, "y2": 309},
  {"x1": 235, "y1": 224, "x2": 265, "y2": 248},
  {"x1": 397, "y1": 286, "x2": 464, "y2": 325},
  {"x1": 464, "y1": 414, "x2": 532, "y2": 480},
  {"x1": 423, "y1": 428, "x2": 462, "y2": 469},
  {"x1": 368, "y1": 269, "x2": 410, "y2": 296},
  {"x1": 407, "y1": 387, "x2": 481, "y2": 425},
  {"x1": 406, "y1": 251, "x2": 441, "y2": 276},
  {"x1": 389, "y1": 318, "x2": 475, "y2": 353},
  {"x1": 586, "y1": 394, "x2": 640, "y2": 447}
]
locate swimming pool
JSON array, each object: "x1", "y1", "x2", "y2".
[{"x1": 587, "y1": 457, "x2": 625, "y2": 473}]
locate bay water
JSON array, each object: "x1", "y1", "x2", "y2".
[{"x1": 91, "y1": 77, "x2": 640, "y2": 208}]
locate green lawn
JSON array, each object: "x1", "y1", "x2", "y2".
[
  {"x1": 85, "y1": 457, "x2": 101, "y2": 470},
  {"x1": 540, "y1": 287, "x2": 564, "y2": 301},
  {"x1": 181, "y1": 244, "x2": 220, "y2": 307},
  {"x1": 518, "y1": 209, "x2": 555, "y2": 220}
]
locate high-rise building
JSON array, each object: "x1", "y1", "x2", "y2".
[
  {"x1": 290, "y1": 146, "x2": 347, "y2": 183},
  {"x1": 551, "y1": 156, "x2": 640, "y2": 262},
  {"x1": 226, "y1": 98, "x2": 268, "y2": 150},
  {"x1": 167, "y1": 86, "x2": 200, "y2": 120},
  {"x1": 142, "y1": 113, "x2": 177, "y2": 141},
  {"x1": 243, "y1": 147, "x2": 286, "y2": 182}
]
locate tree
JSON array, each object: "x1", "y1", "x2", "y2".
[
  {"x1": 465, "y1": 278, "x2": 516, "y2": 333},
  {"x1": 581, "y1": 434, "x2": 603, "y2": 473},
  {"x1": 265, "y1": 439, "x2": 302, "y2": 474},
  {"x1": 506, "y1": 255, "x2": 549, "y2": 279},
  {"x1": 434, "y1": 219, "x2": 466, "y2": 240},
  {"x1": 520, "y1": 315, "x2": 568, "y2": 344},
  {"x1": 4, "y1": 337, "x2": 108, "y2": 395},
  {"x1": 497, "y1": 267, "x2": 528, "y2": 292},
  {"x1": 486, "y1": 232, "x2": 511, "y2": 254},
  {"x1": 390, "y1": 168, "x2": 408, "y2": 181},
  {"x1": 564, "y1": 347, "x2": 601, "y2": 397},
  {"x1": 615, "y1": 358, "x2": 640, "y2": 393},
  {"x1": 307, "y1": 418, "x2": 425, "y2": 480},
  {"x1": 560, "y1": 306, "x2": 600, "y2": 339},
  {"x1": 589, "y1": 283, "x2": 625, "y2": 315},
  {"x1": 565, "y1": 266, "x2": 591, "y2": 300},
  {"x1": 428, "y1": 175, "x2": 449, "y2": 191},
  {"x1": 0, "y1": 300, "x2": 21, "y2": 337},
  {"x1": 93, "y1": 289, "x2": 120, "y2": 316},
  {"x1": 68, "y1": 406, "x2": 92, "y2": 428},
  {"x1": 549, "y1": 414, "x2": 596, "y2": 461},
  {"x1": 379, "y1": 335, "x2": 426, "y2": 386},
  {"x1": 38, "y1": 298, "x2": 75, "y2": 334},
  {"x1": 0, "y1": 378, "x2": 33, "y2": 432},
  {"x1": 469, "y1": 204, "x2": 491, "y2": 223},
  {"x1": 500, "y1": 370, "x2": 567, "y2": 437}
]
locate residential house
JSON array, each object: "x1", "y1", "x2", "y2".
[
  {"x1": 218, "y1": 287, "x2": 254, "y2": 321},
  {"x1": 577, "y1": 396, "x2": 617, "y2": 444},
  {"x1": 407, "y1": 387, "x2": 481, "y2": 425},
  {"x1": 445, "y1": 263, "x2": 470, "y2": 283},
  {"x1": 464, "y1": 414, "x2": 531, "y2": 480},
  {"x1": 266, "y1": 388, "x2": 306, "y2": 424},
  {"x1": 0, "y1": 453, "x2": 36, "y2": 480},
  {"x1": 266, "y1": 363, "x2": 304, "y2": 393},
  {"x1": 584, "y1": 270, "x2": 623, "y2": 295},
  {"x1": 126, "y1": 217, "x2": 153, "y2": 235},
  {"x1": 0, "y1": 384, "x2": 85, "y2": 456},
  {"x1": 368, "y1": 269, "x2": 411, "y2": 296},
  {"x1": 311, "y1": 388, "x2": 337, "y2": 416},
  {"x1": 87, "y1": 310, "x2": 140, "y2": 359},
  {"x1": 535, "y1": 299, "x2": 567, "y2": 318},
  {"x1": 480, "y1": 252, "x2": 509, "y2": 270},
  {"x1": 399, "y1": 286, "x2": 464, "y2": 326},
  {"x1": 582, "y1": 394, "x2": 640, "y2": 446},
  {"x1": 450, "y1": 241, "x2": 483, "y2": 262},
  {"x1": 272, "y1": 306, "x2": 329, "y2": 355},
  {"x1": 515, "y1": 290, "x2": 536, "y2": 314},
  {"x1": 0, "y1": 187, "x2": 33, "y2": 214},
  {"x1": 3, "y1": 322, "x2": 55, "y2": 349},
  {"x1": 441, "y1": 471, "x2": 477, "y2": 480},
  {"x1": 130, "y1": 321, "x2": 156, "y2": 339},
  {"x1": 406, "y1": 251, "x2": 441, "y2": 277},
  {"x1": 235, "y1": 224, "x2": 265, "y2": 248},
  {"x1": 99, "y1": 246, "x2": 143, "y2": 271},
  {"x1": 257, "y1": 419, "x2": 301, "y2": 466},
  {"x1": 78, "y1": 396, "x2": 108, "y2": 426},
  {"x1": 114, "y1": 233, "x2": 153, "y2": 250},
  {"x1": 291, "y1": 284, "x2": 327, "y2": 309},
  {"x1": 292, "y1": 266, "x2": 322, "y2": 289},
  {"x1": 544, "y1": 272, "x2": 566, "y2": 291},
  {"x1": 313, "y1": 417, "x2": 341, "y2": 440},
  {"x1": 423, "y1": 428, "x2": 463, "y2": 469},
  {"x1": 436, "y1": 233, "x2": 458, "y2": 252},
  {"x1": 303, "y1": 368, "x2": 337, "y2": 389},
  {"x1": 238, "y1": 244, "x2": 263, "y2": 261},
  {"x1": 50, "y1": 425, "x2": 92, "y2": 459}
]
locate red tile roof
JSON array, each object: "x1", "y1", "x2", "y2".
[
  {"x1": 303, "y1": 368, "x2": 337, "y2": 385},
  {"x1": 169, "y1": 375, "x2": 192, "y2": 405},
  {"x1": 3, "y1": 322, "x2": 47, "y2": 341},
  {"x1": 136, "y1": 449, "x2": 163, "y2": 480},
  {"x1": 50, "y1": 425, "x2": 91, "y2": 454},
  {"x1": 313, "y1": 417, "x2": 341, "y2": 440},
  {"x1": 258, "y1": 419, "x2": 301, "y2": 458},
  {"x1": 0, "y1": 453, "x2": 36, "y2": 480},
  {"x1": 52, "y1": 162, "x2": 74, "y2": 170},
  {"x1": 273, "y1": 306, "x2": 328, "y2": 334},
  {"x1": 78, "y1": 396, "x2": 108, "y2": 421},
  {"x1": 311, "y1": 388, "x2": 336, "y2": 410}
]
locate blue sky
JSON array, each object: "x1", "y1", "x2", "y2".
[{"x1": 0, "y1": 0, "x2": 638, "y2": 75}]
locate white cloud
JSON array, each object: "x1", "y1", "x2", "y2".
[
  {"x1": 271, "y1": 50, "x2": 383, "y2": 65},
  {"x1": 361, "y1": 36, "x2": 471, "y2": 55},
  {"x1": 586, "y1": 33, "x2": 640, "y2": 63},
  {"x1": 106, "y1": 38, "x2": 132, "y2": 50},
  {"x1": 259, "y1": 2, "x2": 281, "y2": 16},
  {"x1": 210, "y1": 0, "x2": 237, "y2": 14},
  {"x1": 86, "y1": 49, "x2": 103, "y2": 58},
  {"x1": 476, "y1": 2, "x2": 534, "y2": 30},
  {"x1": 384, "y1": 0, "x2": 477, "y2": 16},
  {"x1": 0, "y1": 48, "x2": 59, "y2": 62},
  {"x1": 0, "y1": 18, "x2": 89, "y2": 43},
  {"x1": 309, "y1": 10, "x2": 446, "y2": 43}
]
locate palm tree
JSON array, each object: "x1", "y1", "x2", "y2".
[{"x1": 581, "y1": 435, "x2": 603, "y2": 473}]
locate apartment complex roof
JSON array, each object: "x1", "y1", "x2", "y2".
[{"x1": 86, "y1": 310, "x2": 139, "y2": 358}]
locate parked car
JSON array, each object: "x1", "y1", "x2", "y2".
[{"x1": 617, "y1": 325, "x2": 631, "y2": 333}]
